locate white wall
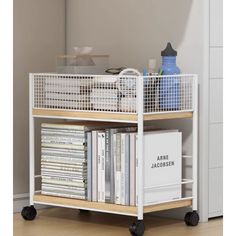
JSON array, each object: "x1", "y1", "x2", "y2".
[
  {"x1": 13, "y1": 0, "x2": 65, "y2": 209},
  {"x1": 67, "y1": 0, "x2": 201, "y2": 73},
  {"x1": 66, "y1": 0, "x2": 209, "y2": 221}
]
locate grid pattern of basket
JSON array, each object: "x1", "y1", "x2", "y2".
[{"x1": 33, "y1": 74, "x2": 193, "y2": 113}]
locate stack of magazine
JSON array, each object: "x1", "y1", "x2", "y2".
[{"x1": 41, "y1": 123, "x2": 88, "y2": 199}]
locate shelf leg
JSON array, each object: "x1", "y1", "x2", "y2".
[
  {"x1": 137, "y1": 76, "x2": 144, "y2": 220},
  {"x1": 192, "y1": 76, "x2": 198, "y2": 211},
  {"x1": 29, "y1": 75, "x2": 35, "y2": 206}
]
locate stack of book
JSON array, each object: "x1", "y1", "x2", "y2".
[
  {"x1": 87, "y1": 127, "x2": 137, "y2": 205},
  {"x1": 41, "y1": 123, "x2": 88, "y2": 199},
  {"x1": 40, "y1": 123, "x2": 182, "y2": 206},
  {"x1": 90, "y1": 88, "x2": 118, "y2": 111},
  {"x1": 120, "y1": 97, "x2": 136, "y2": 112},
  {"x1": 87, "y1": 128, "x2": 182, "y2": 206},
  {"x1": 44, "y1": 77, "x2": 91, "y2": 110}
]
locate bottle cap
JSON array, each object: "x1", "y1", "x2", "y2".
[{"x1": 161, "y1": 42, "x2": 177, "y2": 56}]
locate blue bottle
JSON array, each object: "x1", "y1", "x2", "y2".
[{"x1": 158, "y1": 43, "x2": 181, "y2": 110}]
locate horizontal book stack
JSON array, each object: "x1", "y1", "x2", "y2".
[
  {"x1": 41, "y1": 123, "x2": 88, "y2": 199},
  {"x1": 90, "y1": 88, "x2": 118, "y2": 111},
  {"x1": 44, "y1": 77, "x2": 91, "y2": 110}
]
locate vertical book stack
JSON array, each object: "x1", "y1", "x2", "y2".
[
  {"x1": 87, "y1": 127, "x2": 137, "y2": 205},
  {"x1": 41, "y1": 123, "x2": 87, "y2": 199}
]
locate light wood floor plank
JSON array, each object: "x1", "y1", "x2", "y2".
[{"x1": 14, "y1": 208, "x2": 223, "y2": 236}]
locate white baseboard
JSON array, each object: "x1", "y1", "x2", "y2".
[
  {"x1": 13, "y1": 193, "x2": 50, "y2": 213},
  {"x1": 13, "y1": 194, "x2": 29, "y2": 213},
  {"x1": 209, "y1": 211, "x2": 223, "y2": 218}
]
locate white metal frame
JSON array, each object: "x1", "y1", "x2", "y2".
[
  {"x1": 29, "y1": 74, "x2": 35, "y2": 206},
  {"x1": 137, "y1": 76, "x2": 144, "y2": 220},
  {"x1": 192, "y1": 75, "x2": 198, "y2": 211},
  {"x1": 29, "y1": 73, "x2": 198, "y2": 221}
]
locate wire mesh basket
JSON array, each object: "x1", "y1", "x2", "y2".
[{"x1": 32, "y1": 74, "x2": 195, "y2": 114}]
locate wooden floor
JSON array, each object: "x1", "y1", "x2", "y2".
[{"x1": 14, "y1": 208, "x2": 223, "y2": 236}]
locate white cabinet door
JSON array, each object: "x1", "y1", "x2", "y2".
[
  {"x1": 209, "y1": 79, "x2": 223, "y2": 123},
  {"x1": 209, "y1": 168, "x2": 223, "y2": 217}
]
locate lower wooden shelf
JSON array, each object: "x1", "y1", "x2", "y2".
[{"x1": 33, "y1": 194, "x2": 192, "y2": 216}]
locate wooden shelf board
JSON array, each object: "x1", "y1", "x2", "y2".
[
  {"x1": 143, "y1": 112, "x2": 193, "y2": 121},
  {"x1": 33, "y1": 194, "x2": 192, "y2": 215},
  {"x1": 33, "y1": 194, "x2": 137, "y2": 215},
  {"x1": 33, "y1": 109, "x2": 193, "y2": 122},
  {"x1": 32, "y1": 109, "x2": 137, "y2": 122},
  {"x1": 144, "y1": 199, "x2": 192, "y2": 213}
]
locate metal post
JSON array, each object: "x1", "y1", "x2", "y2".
[
  {"x1": 192, "y1": 75, "x2": 198, "y2": 211},
  {"x1": 137, "y1": 76, "x2": 144, "y2": 220},
  {"x1": 29, "y1": 74, "x2": 35, "y2": 206}
]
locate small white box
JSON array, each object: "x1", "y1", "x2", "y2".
[{"x1": 143, "y1": 131, "x2": 182, "y2": 205}]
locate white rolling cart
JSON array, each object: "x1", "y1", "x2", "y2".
[{"x1": 22, "y1": 73, "x2": 199, "y2": 236}]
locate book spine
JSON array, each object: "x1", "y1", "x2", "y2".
[
  {"x1": 97, "y1": 132, "x2": 101, "y2": 202},
  {"x1": 41, "y1": 140, "x2": 85, "y2": 146},
  {"x1": 98, "y1": 132, "x2": 106, "y2": 203},
  {"x1": 120, "y1": 133, "x2": 125, "y2": 205},
  {"x1": 42, "y1": 186, "x2": 86, "y2": 195},
  {"x1": 87, "y1": 132, "x2": 92, "y2": 201},
  {"x1": 101, "y1": 132, "x2": 106, "y2": 203},
  {"x1": 41, "y1": 143, "x2": 86, "y2": 150},
  {"x1": 42, "y1": 147, "x2": 86, "y2": 155},
  {"x1": 41, "y1": 162, "x2": 86, "y2": 168},
  {"x1": 110, "y1": 129, "x2": 116, "y2": 204},
  {"x1": 41, "y1": 171, "x2": 87, "y2": 178},
  {"x1": 129, "y1": 133, "x2": 136, "y2": 206},
  {"x1": 98, "y1": 132, "x2": 105, "y2": 202},
  {"x1": 42, "y1": 191, "x2": 86, "y2": 200},
  {"x1": 41, "y1": 166, "x2": 86, "y2": 172},
  {"x1": 125, "y1": 134, "x2": 130, "y2": 206},
  {"x1": 42, "y1": 183, "x2": 86, "y2": 190},
  {"x1": 115, "y1": 133, "x2": 121, "y2": 205},
  {"x1": 41, "y1": 136, "x2": 85, "y2": 143},
  {"x1": 41, "y1": 156, "x2": 86, "y2": 164},
  {"x1": 105, "y1": 129, "x2": 111, "y2": 203},
  {"x1": 42, "y1": 176, "x2": 86, "y2": 183},
  {"x1": 41, "y1": 123, "x2": 85, "y2": 131},
  {"x1": 92, "y1": 131, "x2": 98, "y2": 202},
  {"x1": 41, "y1": 179, "x2": 86, "y2": 188}
]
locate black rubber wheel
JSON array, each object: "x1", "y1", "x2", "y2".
[
  {"x1": 129, "y1": 220, "x2": 145, "y2": 236},
  {"x1": 21, "y1": 206, "x2": 37, "y2": 221},
  {"x1": 184, "y1": 211, "x2": 199, "y2": 226},
  {"x1": 79, "y1": 209, "x2": 89, "y2": 213},
  {"x1": 184, "y1": 212, "x2": 192, "y2": 226}
]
